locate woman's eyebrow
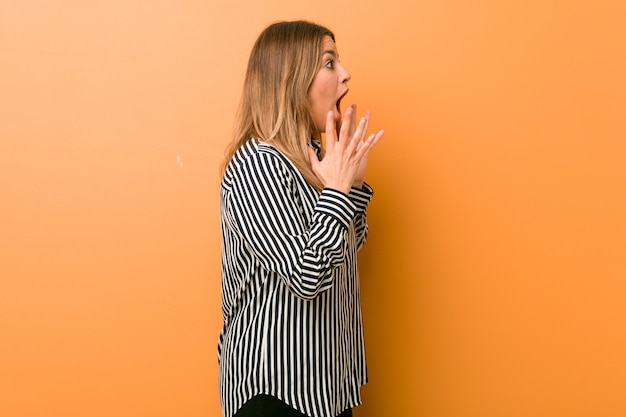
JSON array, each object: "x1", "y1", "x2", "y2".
[{"x1": 323, "y1": 50, "x2": 337, "y2": 58}]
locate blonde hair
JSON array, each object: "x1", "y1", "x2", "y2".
[{"x1": 221, "y1": 20, "x2": 335, "y2": 191}]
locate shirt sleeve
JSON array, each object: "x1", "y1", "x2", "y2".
[
  {"x1": 224, "y1": 151, "x2": 357, "y2": 300},
  {"x1": 349, "y1": 183, "x2": 374, "y2": 251}
]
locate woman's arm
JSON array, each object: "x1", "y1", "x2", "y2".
[{"x1": 224, "y1": 150, "x2": 356, "y2": 300}]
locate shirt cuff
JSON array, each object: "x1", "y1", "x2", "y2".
[
  {"x1": 348, "y1": 182, "x2": 374, "y2": 212},
  {"x1": 316, "y1": 188, "x2": 357, "y2": 228}
]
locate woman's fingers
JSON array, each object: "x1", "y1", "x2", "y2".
[
  {"x1": 325, "y1": 111, "x2": 336, "y2": 153},
  {"x1": 337, "y1": 106, "x2": 354, "y2": 143},
  {"x1": 346, "y1": 112, "x2": 371, "y2": 156},
  {"x1": 313, "y1": 105, "x2": 383, "y2": 192},
  {"x1": 348, "y1": 104, "x2": 357, "y2": 139},
  {"x1": 334, "y1": 108, "x2": 381, "y2": 161},
  {"x1": 355, "y1": 129, "x2": 384, "y2": 160}
]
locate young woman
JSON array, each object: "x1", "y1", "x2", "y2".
[{"x1": 218, "y1": 20, "x2": 384, "y2": 417}]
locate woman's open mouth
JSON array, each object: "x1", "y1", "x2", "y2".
[{"x1": 336, "y1": 89, "x2": 349, "y2": 119}]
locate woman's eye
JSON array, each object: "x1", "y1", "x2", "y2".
[{"x1": 325, "y1": 60, "x2": 334, "y2": 69}]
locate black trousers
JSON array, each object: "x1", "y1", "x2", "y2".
[{"x1": 234, "y1": 394, "x2": 353, "y2": 417}]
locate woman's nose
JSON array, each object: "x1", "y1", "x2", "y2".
[{"x1": 340, "y1": 63, "x2": 351, "y2": 83}]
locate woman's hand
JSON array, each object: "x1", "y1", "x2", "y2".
[{"x1": 308, "y1": 106, "x2": 384, "y2": 194}]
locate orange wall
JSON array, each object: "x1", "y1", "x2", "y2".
[{"x1": 1, "y1": 1, "x2": 625, "y2": 416}]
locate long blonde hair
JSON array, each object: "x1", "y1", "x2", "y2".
[{"x1": 221, "y1": 20, "x2": 335, "y2": 191}]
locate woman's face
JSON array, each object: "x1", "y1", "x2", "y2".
[{"x1": 308, "y1": 36, "x2": 352, "y2": 133}]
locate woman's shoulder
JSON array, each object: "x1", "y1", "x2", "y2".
[{"x1": 223, "y1": 140, "x2": 298, "y2": 184}]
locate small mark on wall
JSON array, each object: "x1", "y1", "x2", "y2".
[{"x1": 176, "y1": 155, "x2": 183, "y2": 170}]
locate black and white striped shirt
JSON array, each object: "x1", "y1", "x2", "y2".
[{"x1": 218, "y1": 139, "x2": 372, "y2": 417}]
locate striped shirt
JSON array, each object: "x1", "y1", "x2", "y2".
[{"x1": 218, "y1": 139, "x2": 372, "y2": 417}]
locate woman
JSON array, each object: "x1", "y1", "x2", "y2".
[{"x1": 218, "y1": 20, "x2": 384, "y2": 417}]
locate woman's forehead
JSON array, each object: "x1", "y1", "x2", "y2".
[{"x1": 322, "y1": 36, "x2": 338, "y2": 56}]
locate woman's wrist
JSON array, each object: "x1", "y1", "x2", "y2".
[{"x1": 324, "y1": 181, "x2": 352, "y2": 194}]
